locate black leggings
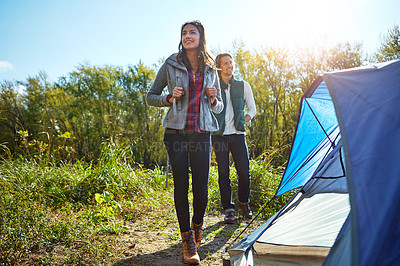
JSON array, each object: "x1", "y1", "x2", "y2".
[{"x1": 164, "y1": 129, "x2": 211, "y2": 233}]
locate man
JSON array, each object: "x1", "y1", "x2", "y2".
[{"x1": 212, "y1": 53, "x2": 257, "y2": 224}]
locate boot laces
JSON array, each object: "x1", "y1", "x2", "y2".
[{"x1": 183, "y1": 233, "x2": 196, "y2": 255}]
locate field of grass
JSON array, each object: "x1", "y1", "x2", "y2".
[{"x1": 0, "y1": 142, "x2": 294, "y2": 264}]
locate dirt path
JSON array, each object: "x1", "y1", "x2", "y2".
[{"x1": 114, "y1": 209, "x2": 263, "y2": 265}]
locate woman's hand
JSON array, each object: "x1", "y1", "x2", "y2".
[
  {"x1": 205, "y1": 86, "x2": 217, "y2": 103},
  {"x1": 169, "y1": 87, "x2": 184, "y2": 103}
]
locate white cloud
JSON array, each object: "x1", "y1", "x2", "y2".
[{"x1": 0, "y1": 61, "x2": 13, "y2": 72}]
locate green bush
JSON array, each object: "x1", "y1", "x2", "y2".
[
  {"x1": 0, "y1": 140, "x2": 292, "y2": 264},
  {"x1": 0, "y1": 141, "x2": 171, "y2": 264}
]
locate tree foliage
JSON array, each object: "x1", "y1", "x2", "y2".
[
  {"x1": 373, "y1": 24, "x2": 400, "y2": 62},
  {"x1": 230, "y1": 41, "x2": 364, "y2": 165},
  {"x1": 0, "y1": 63, "x2": 164, "y2": 167},
  {"x1": 2, "y1": 34, "x2": 394, "y2": 168}
]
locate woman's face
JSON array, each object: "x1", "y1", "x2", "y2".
[{"x1": 181, "y1": 24, "x2": 200, "y2": 51}]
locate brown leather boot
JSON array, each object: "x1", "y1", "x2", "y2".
[
  {"x1": 238, "y1": 201, "x2": 253, "y2": 219},
  {"x1": 181, "y1": 230, "x2": 200, "y2": 265},
  {"x1": 191, "y1": 221, "x2": 203, "y2": 249},
  {"x1": 223, "y1": 208, "x2": 236, "y2": 224}
]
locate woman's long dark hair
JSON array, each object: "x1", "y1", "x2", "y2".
[{"x1": 177, "y1": 20, "x2": 214, "y2": 74}]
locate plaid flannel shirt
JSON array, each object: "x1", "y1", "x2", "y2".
[{"x1": 185, "y1": 70, "x2": 204, "y2": 132}]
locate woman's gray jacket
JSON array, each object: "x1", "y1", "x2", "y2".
[{"x1": 146, "y1": 53, "x2": 223, "y2": 132}]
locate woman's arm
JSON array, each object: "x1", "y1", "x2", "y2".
[{"x1": 146, "y1": 63, "x2": 173, "y2": 107}]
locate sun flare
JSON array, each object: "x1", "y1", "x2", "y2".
[{"x1": 249, "y1": 0, "x2": 345, "y2": 49}]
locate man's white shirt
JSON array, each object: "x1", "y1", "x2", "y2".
[{"x1": 223, "y1": 81, "x2": 256, "y2": 135}]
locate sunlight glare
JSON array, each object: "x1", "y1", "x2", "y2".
[
  {"x1": 282, "y1": 0, "x2": 338, "y2": 45},
  {"x1": 256, "y1": 0, "x2": 343, "y2": 49}
]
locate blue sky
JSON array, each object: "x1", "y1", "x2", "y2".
[{"x1": 1, "y1": 0, "x2": 399, "y2": 82}]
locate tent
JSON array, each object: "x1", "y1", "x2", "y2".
[{"x1": 228, "y1": 60, "x2": 400, "y2": 266}]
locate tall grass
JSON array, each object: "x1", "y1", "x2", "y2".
[{"x1": 0, "y1": 141, "x2": 292, "y2": 264}]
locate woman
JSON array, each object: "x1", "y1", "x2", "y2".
[{"x1": 146, "y1": 20, "x2": 223, "y2": 265}]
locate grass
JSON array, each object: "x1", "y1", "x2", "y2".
[{"x1": 0, "y1": 141, "x2": 293, "y2": 264}]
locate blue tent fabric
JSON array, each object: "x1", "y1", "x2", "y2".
[
  {"x1": 323, "y1": 214, "x2": 352, "y2": 265},
  {"x1": 276, "y1": 81, "x2": 339, "y2": 196},
  {"x1": 324, "y1": 60, "x2": 400, "y2": 265},
  {"x1": 228, "y1": 60, "x2": 400, "y2": 266}
]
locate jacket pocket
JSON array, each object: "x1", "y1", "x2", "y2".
[{"x1": 164, "y1": 108, "x2": 179, "y2": 123}]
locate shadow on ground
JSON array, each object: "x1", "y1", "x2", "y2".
[{"x1": 115, "y1": 220, "x2": 240, "y2": 265}]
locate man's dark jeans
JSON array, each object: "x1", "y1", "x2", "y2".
[
  {"x1": 164, "y1": 129, "x2": 211, "y2": 233},
  {"x1": 212, "y1": 134, "x2": 251, "y2": 210}
]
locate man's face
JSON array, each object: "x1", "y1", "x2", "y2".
[{"x1": 220, "y1": 56, "x2": 234, "y2": 77}]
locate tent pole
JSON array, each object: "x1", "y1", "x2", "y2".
[{"x1": 225, "y1": 197, "x2": 275, "y2": 251}]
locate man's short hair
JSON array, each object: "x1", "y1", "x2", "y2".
[{"x1": 215, "y1": 53, "x2": 233, "y2": 69}]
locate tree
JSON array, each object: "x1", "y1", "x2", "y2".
[
  {"x1": 0, "y1": 39, "x2": 367, "y2": 168},
  {"x1": 374, "y1": 24, "x2": 400, "y2": 62},
  {"x1": 56, "y1": 64, "x2": 127, "y2": 161},
  {"x1": 0, "y1": 81, "x2": 25, "y2": 157},
  {"x1": 231, "y1": 40, "x2": 364, "y2": 167},
  {"x1": 121, "y1": 62, "x2": 165, "y2": 167},
  {"x1": 295, "y1": 41, "x2": 364, "y2": 92}
]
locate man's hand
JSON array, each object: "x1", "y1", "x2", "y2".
[{"x1": 245, "y1": 114, "x2": 251, "y2": 124}]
